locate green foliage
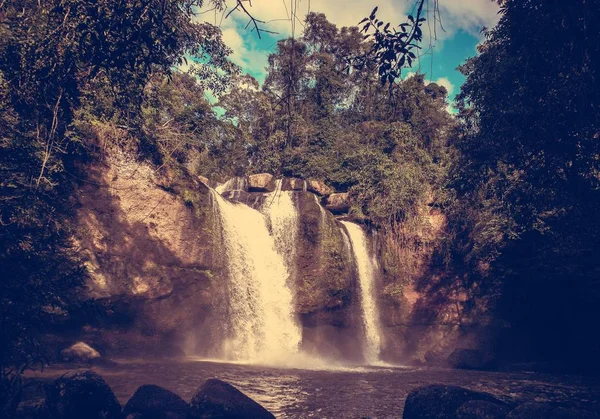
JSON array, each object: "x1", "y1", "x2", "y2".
[
  {"x1": 449, "y1": 0, "x2": 600, "y2": 367},
  {"x1": 0, "y1": 0, "x2": 235, "y2": 377}
]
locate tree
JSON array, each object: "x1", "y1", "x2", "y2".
[{"x1": 449, "y1": 0, "x2": 600, "y2": 370}]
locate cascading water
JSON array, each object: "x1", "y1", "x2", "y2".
[
  {"x1": 261, "y1": 180, "x2": 298, "y2": 271},
  {"x1": 341, "y1": 221, "x2": 383, "y2": 364},
  {"x1": 210, "y1": 189, "x2": 302, "y2": 364}
]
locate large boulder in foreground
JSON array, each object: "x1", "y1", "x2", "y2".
[
  {"x1": 60, "y1": 342, "x2": 101, "y2": 363},
  {"x1": 44, "y1": 370, "x2": 121, "y2": 419},
  {"x1": 447, "y1": 348, "x2": 497, "y2": 371},
  {"x1": 247, "y1": 174, "x2": 276, "y2": 192},
  {"x1": 403, "y1": 384, "x2": 507, "y2": 419},
  {"x1": 324, "y1": 192, "x2": 350, "y2": 214},
  {"x1": 506, "y1": 402, "x2": 600, "y2": 419},
  {"x1": 122, "y1": 384, "x2": 188, "y2": 419},
  {"x1": 188, "y1": 379, "x2": 274, "y2": 419},
  {"x1": 456, "y1": 400, "x2": 510, "y2": 419}
]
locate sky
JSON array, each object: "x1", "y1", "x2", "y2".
[{"x1": 196, "y1": 0, "x2": 501, "y2": 110}]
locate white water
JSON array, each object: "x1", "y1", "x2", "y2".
[
  {"x1": 210, "y1": 189, "x2": 302, "y2": 364},
  {"x1": 261, "y1": 180, "x2": 298, "y2": 271},
  {"x1": 341, "y1": 221, "x2": 383, "y2": 364}
]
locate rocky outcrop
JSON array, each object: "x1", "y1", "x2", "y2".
[
  {"x1": 307, "y1": 179, "x2": 333, "y2": 196},
  {"x1": 247, "y1": 173, "x2": 276, "y2": 192},
  {"x1": 323, "y1": 193, "x2": 350, "y2": 214},
  {"x1": 123, "y1": 384, "x2": 188, "y2": 419},
  {"x1": 44, "y1": 371, "x2": 121, "y2": 419},
  {"x1": 403, "y1": 385, "x2": 508, "y2": 419},
  {"x1": 73, "y1": 149, "x2": 219, "y2": 357},
  {"x1": 282, "y1": 177, "x2": 306, "y2": 191},
  {"x1": 60, "y1": 342, "x2": 101, "y2": 363},
  {"x1": 188, "y1": 379, "x2": 274, "y2": 419}
]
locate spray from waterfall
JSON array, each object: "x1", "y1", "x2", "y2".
[
  {"x1": 210, "y1": 189, "x2": 301, "y2": 363},
  {"x1": 341, "y1": 221, "x2": 383, "y2": 364}
]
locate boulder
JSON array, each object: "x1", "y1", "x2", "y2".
[
  {"x1": 403, "y1": 384, "x2": 507, "y2": 419},
  {"x1": 447, "y1": 348, "x2": 497, "y2": 371},
  {"x1": 247, "y1": 174, "x2": 276, "y2": 192},
  {"x1": 281, "y1": 177, "x2": 306, "y2": 191},
  {"x1": 307, "y1": 179, "x2": 333, "y2": 196},
  {"x1": 123, "y1": 384, "x2": 188, "y2": 419},
  {"x1": 456, "y1": 400, "x2": 511, "y2": 419},
  {"x1": 44, "y1": 370, "x2": 121, "y2": 419},
  {"x1": 188, "y1": 378, "x2": 274, "y2": 419},
  {"x1": 197, "y1": 176, "x2": 220, "y2": 189},
  {"x1": 324, "y1": 192, "x2": 350, "y2": 214},
  {"x1": 506, "y1": 403, "x2": 600, "y2": 419},
  {"x1": 60, "y1": 342, "x2": 101, "y2": 363}
]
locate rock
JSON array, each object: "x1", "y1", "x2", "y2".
[
  {"x1": 44, "y1": 370, "x2": 121, "y2": 419},
  {"x1": 403, "y1": 384, "x2": 506, "y2": 419},
  {"x1": 60, "y1": 342, "x2": 101, "y2": 363},
  {"x1": 281, "y1": 177, "x2": 306, "y2": 191},
  {"x1": 307, "y1": 179, "x2": 333, "y2": 196},
  {"x1": 324, "y1": 192, "x2": 350, "y2": 214},
  {"x1": 188, "y1": 378, "x2": 274, "y2": 419},
  {"x1": 506, "y1": 402, "x2": 600, "y2": 419},
  {"x1": 123, "y1": 384, "x2": 188, "y2": 419},
  {"x1": 197, "y1": 176, "x2": 220, "y2": 189},
  {"x1": 456, "y1": 400, "x2": 511, "y2": 419},
  {"x1": 247, "y1": 174, "x2": 276, "y2": 192},
  {"x1": 447, "y1": 348, "x2": 497, "y2": 371}
]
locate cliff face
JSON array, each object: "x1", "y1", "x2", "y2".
[
  {"x1": 72, "y1": 153, "x2": 478, "y2": 363},
  {"x1": 74, "y1": 151, "x2": 218, "y2": 356},
  {"x1": 73, "y1": 155, "x2": 363, "y2": 360}
]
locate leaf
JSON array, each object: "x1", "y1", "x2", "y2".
[
  {"x1": 370, "y1": 6, "x2": 378, "y2": 19},
  {"x1": 358, "y1": 17, "x2": 368, "y2": 24}
]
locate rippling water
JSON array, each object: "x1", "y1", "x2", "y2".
[{"x1": 24, "y1": 359, "x2": 600, "y2": 418}]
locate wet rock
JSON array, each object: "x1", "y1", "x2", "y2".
[
  {"x1": 506, "y1": 402, "x2": 600, "y2": 419},
  {"x1": 307, "y1": 179, "x2": 333, "y2": 196},
  {"x1": 60, "y1": 342, "x2": 101, "y2": 363},
  {"x1": 188, "y1": 378, "x2": 274, "y2": 419},
  {"x1": 282, "y1": 177, "x2": 306, "y2": 191},
  {"x1": 403, "y1": 384, "x2": 506, "y2": 419},
  {"x1": 44, "y1": 370, "x2": 121, "y2": 419},
  {"x1": 324, "y1": 192, "x2": 350, "y2": 214},
  {"x1": 456, "y1": 400, "x2": 510, "y2": 419},
  {"x1": 447, "y1": 348, "x2": 497, "y2": 371},
  {"x1": 247, "y1": 174, "x2": 276, "y2": 192},
  {"x1": 197, "y1": 176, "x2": 220, "y2": 189},
  {"x1": 123, "y1": 384, "x2": 188, "y2": 419}
]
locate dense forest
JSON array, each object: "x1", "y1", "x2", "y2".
[{"x1": 2, "y1": 0, "x2": 600, "y2": 412}]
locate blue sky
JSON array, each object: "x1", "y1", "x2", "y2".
[{"x1": 195, "y1": 0, "x2": 500, "y2": 111}]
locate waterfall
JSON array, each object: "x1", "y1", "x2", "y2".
[
  {"x1": 210, "y1": 189, "x2": 302, "y2": 364},
  {"x1": 341, "y1": 221, "x2": 382, "y2": 364},
  {"x1": 261, "y1": 180, "x2": 298, "y2": 271}
]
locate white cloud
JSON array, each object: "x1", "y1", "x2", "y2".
[{"x1": 430, "y1": 76, "x2": 454, "y2": 96}]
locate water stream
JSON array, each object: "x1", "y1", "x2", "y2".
[
  {"x1": 210, "y1": 189, "x2": 301, "y2": 364},
  {"x1": 341, "y1": 221, "x2": 383, "y2": 364}
]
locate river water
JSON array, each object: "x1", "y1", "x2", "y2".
[{"x1": 24, "y1": 359, "x2": 600, "y2": 418}]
